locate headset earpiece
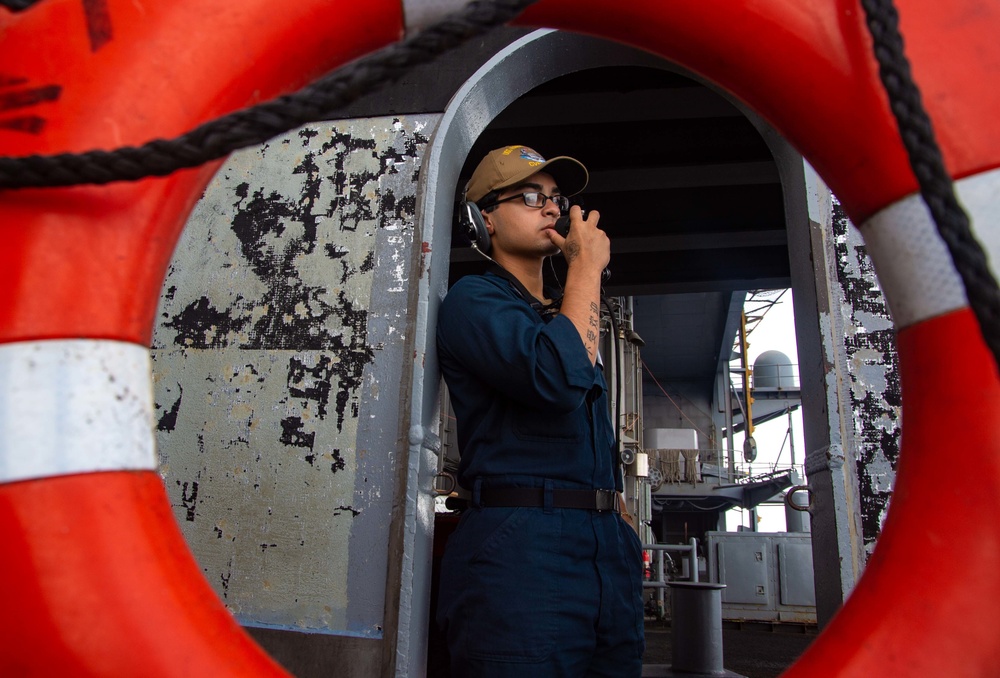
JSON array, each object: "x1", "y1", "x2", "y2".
[{"x1": 459, "y1": 201, "x2": 491, "y2": 254}]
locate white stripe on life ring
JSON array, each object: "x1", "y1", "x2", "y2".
[
  {"x1": 0, "y1": 339, "x2": 156, "y2": 484},
  {"x1": 861, "y1": 167, "x2": 1000, "y2": 329}
]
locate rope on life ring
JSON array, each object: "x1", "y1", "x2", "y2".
[
  {"x1": 860, "y1": 0, "x2": 1000, "y2": 371},
  {"x1": 0, "y1": 0, "x2": 540, "y2": 189}
]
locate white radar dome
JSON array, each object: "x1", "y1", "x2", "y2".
[{"x1": 753, "y1": 350, "x2": 795, "y2": 388}]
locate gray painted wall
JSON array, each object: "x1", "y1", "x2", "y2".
[{"x1": 151, "y1": 116, "x2": 433, "y2": 649}]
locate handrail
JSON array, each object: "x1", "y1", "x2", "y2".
[
  {"x1": 641, "y1": 539, "x2": 699, "y2": 618},
  {"x1": 731, "y1": 362, "x2": 801, "y2": 390}
]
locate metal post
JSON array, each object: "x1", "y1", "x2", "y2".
[
  {"x1": 690, "y1": 537, "x2": 699, "y2": 583},
  {"x1": 788, "y1": 407, "x2": 797, "y2": 470},
  {"x1": 666, "y1": 582, "x2": 745, "y2": 677},
  {"x1": 724, "y1": 362, "x2": 735, "y2": 483},
  {"x1": 657, "y1": 548, "x2": 666, "y2": 616}
]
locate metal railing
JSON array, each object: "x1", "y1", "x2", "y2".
[
  {"x1": 730, "y1": 363, "x2": 801, "y2": 391},
  {"x1": 642, "y1": 539, "x2": 699, "y2": 618}
]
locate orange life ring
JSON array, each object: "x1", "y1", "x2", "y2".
[
  {"x1": 2, "y1": 0, "x2": 999, "y2": 676},
  {"x1": 0, "y1": 1, "x2": 403, "y2": 675}
]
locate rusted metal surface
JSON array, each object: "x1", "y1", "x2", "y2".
[{"x1": 151, "y1": 116, "x2": 433, "y2": 635}]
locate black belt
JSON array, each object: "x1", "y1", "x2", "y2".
[{"x1": 478, "y1": 487, "x2": 619, "y2": 513}]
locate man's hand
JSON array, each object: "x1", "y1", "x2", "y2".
[
  {"x1": 548, "y1": 206, "x2": 609, "y2": 365},
  {"x1": 545, "y1": 205, "x2": 610, "y2": 279},
  {"x1": 618, "y1": 492, "x2": 637, "y2": 531}
]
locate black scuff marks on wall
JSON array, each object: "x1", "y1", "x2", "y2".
[
  {"x1": 325, "y1": 243, "x2": 349, "y2": 260},
  {"x1": 288, "y1": 356, "x2": 335, "y2": 418},
  {"x1": 231, "y1": 184, "x2": 295, "y2": 281},
  {"x1": 293, "y1": 150, "x2": 322, "y2": 250},
  {"x1": 220, "y1": 561, "x2": 232, "y2": 599},
  {"x1": 832, "y1": 200, "x2": 901, "y2": 552},
  {"x1": 161, "y1": 125, "x2": 414, "y2": 486},
  {"x1": 280, "y1": 416, "x2": 315, "y2": 451},
  {"x1": 381, "y1": 120, "x2": 429, "y2": 176},
  {"x1": 333, "y1": 504, "x2": 360, "y2": 517},
  {"x1": 229, "y1": 155, "x2": 382, "y2": 352},
  {"x1": 285, "y1": 303, "x2": 374, "y2": 432},
  {"x1": 359, "y1": 251, "x2": 375, "y2": 274},
  {"x1": 323, "y1": 242, "x2": 366, "y2": 284},
  {"x1": 199, "y1": 126, "x2": 424, "y2": 352},
  {"x1": 230, "y1": 180, "x2": 335, "y2": 349},
  {"x1": 321, "y1": 131, "x2": 378, "y2": 233},
  {"x1": 375, "y1": 126, "x2": 426, "y2": 229},
  {"x1": 226, "y1": 435, "x2": 251, "y2": 449},
  {"x1": 178, "y1": 480, "x2": 199, "y2": 522},
  {"x1": 165, "y1": 296, "x2": 248, "y2": 348},
  {"x1": 337, "y1": 169, "x2": 378, "y2": 233},
  {"x1": 157, "y1": 385, "x2": 183, "y2": 432},
  {"x1": 379, "y1": 193, "x2": 417, "y2": 228},
  {"x1": 299, "y1": 128, "x2": 319, "y2": 146},
  {"x1": 328, "y1": 291, "x2": 376, "y2": 431}
]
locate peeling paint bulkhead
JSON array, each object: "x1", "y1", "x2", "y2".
[
  {"x1": 832, "y1": 202, "x2": 901, "y2": 556},
  {"x1": 151, "y1": 116, "x2": 436, "y2": 636}
]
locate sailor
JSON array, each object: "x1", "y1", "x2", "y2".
[{"x1": 436, "y1": 145, "x2": 645, "y2": 677}]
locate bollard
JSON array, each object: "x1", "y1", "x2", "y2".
[{"x1": 642, "y1": 582, "x2": 745, "y2": 677}]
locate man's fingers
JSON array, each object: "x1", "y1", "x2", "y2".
[{"x1": 575, "y1": 207, "x2": 600, "y2": 228}]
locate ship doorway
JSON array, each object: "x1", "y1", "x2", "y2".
[{"x1": 418, "y1": 28, "x2": 837, "y2": 670}]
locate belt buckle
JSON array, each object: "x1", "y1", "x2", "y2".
[{"x1": 595, "y1": 489, "x2": 617, "y2": 512}]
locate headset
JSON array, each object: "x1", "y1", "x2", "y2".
[
  {"x1": 458, "y1": 200, "x2": 493, "y2": 254},
  {"x1": 458, "y1": 198, "x2": 571, "y2": 256}
]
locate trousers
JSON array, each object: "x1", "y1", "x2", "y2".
[{"x1": 436, "y1": 503, "x2": 645, "y2": 677}]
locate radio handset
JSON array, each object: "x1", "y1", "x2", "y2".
[
  {"x1": 554, "y1": 215, "x2": 572, "y2": 238},
  {"x1": 553, "y1": 214, "x2": 611, "y2": 282}
]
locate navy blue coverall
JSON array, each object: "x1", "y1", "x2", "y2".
[{"x1": 436, "y1": 271, "x2": 645, "y2": 677}]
